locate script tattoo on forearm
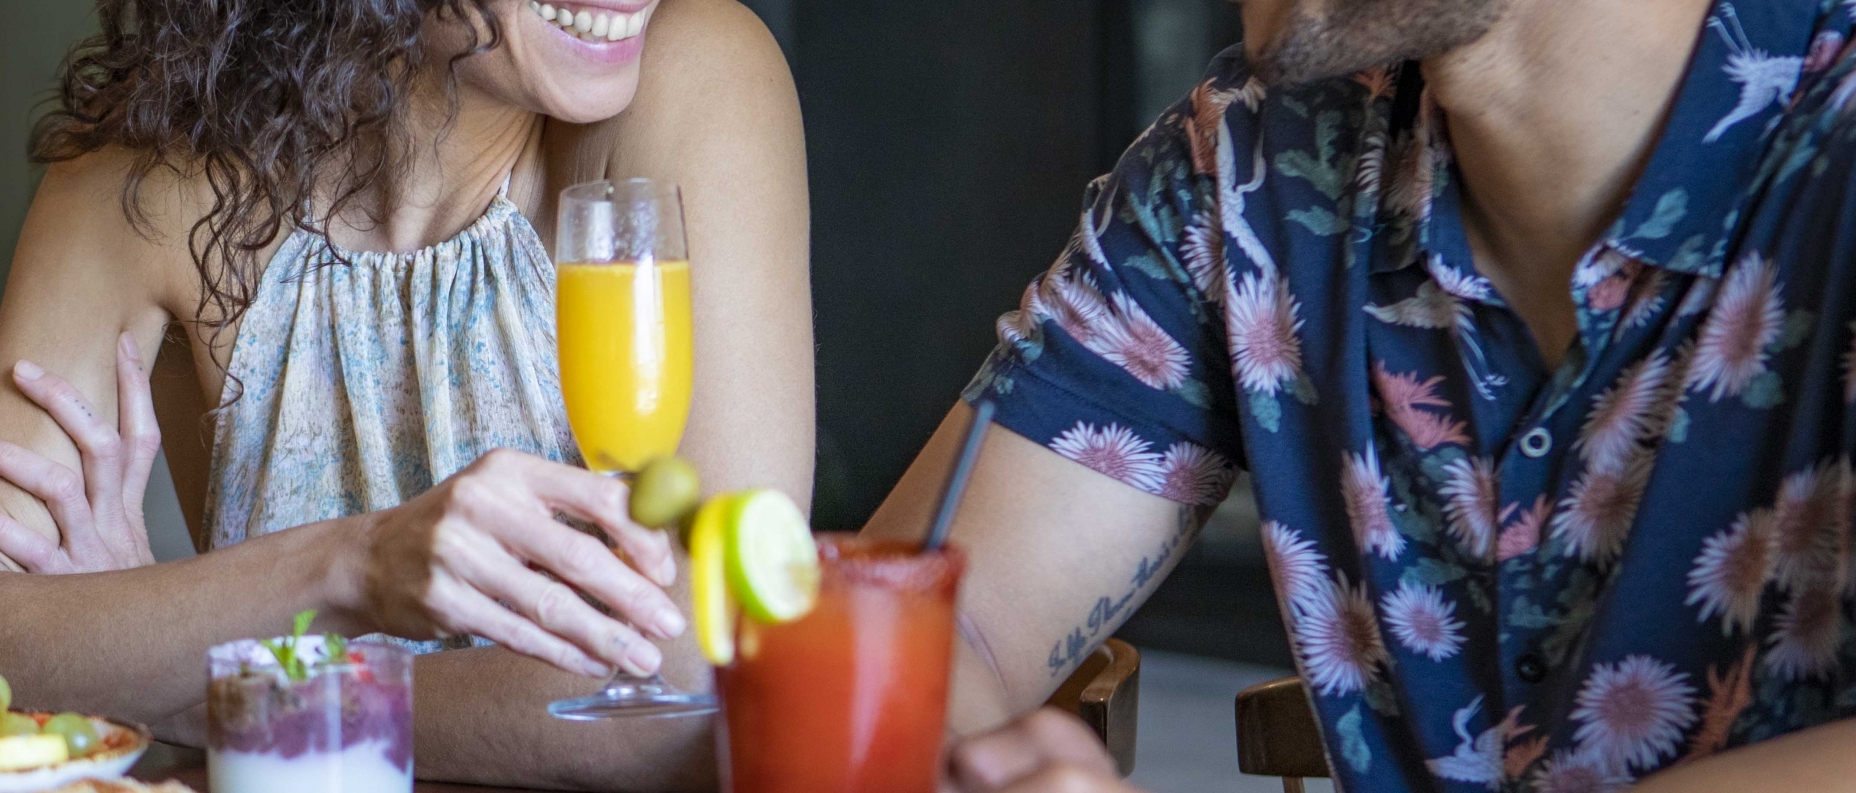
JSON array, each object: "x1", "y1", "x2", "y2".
[{"x1": 1045, "y1": 504, "x2": 1213, "y2": 677}]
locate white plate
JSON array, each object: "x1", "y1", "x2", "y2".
[{"x1": 0, "y1": 716, "x2": 151, "y2": 793}]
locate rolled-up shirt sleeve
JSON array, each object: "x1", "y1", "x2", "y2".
[{"x1": 964, "y1": 64, "x2": 1254, "y2": 506}]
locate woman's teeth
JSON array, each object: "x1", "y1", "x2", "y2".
[{"x1": 529, "y1": 2, "x2": 646, "y2": 42}]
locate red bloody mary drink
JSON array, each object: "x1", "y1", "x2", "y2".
[{"x1": 714, "y1": 534, "x2": 965, "y2": 793}]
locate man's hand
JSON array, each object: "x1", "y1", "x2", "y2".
[{"x1": 945, "y1": 709, "x2": 1146, "y2": 793}]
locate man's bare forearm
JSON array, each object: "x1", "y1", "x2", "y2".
[
  {"x1": 412, "y1": 645, "x2": 715, "y2": 792},
  {"x1": 1631, "y1": 719, "x2": 1856, "y2": 793},
  {"x1": 0, "y1": 518, "x2": 365, "y2": 723}
]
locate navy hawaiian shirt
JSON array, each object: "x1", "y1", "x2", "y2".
[{"x1": 965, "y1": 2, "x2": 1856, "y2": 790}]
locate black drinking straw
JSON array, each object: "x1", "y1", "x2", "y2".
[{"x1": 924, "y1": 400, "x2": 995, "y2": 552}]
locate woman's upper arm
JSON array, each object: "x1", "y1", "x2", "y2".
[
  {"x1": 609, "y1": 0, "x2": 815, "y2": 507},
  {"x1": 0, "y1": 152, "x2": 185, "y2": 559}
]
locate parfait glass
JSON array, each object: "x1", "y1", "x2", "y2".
[{"x1": 546, "y1": 179, "x2": 713, "y2": 720}]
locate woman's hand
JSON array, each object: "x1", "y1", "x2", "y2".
[
  {"x1": 0, "y1": 332, "x2": 161, "y2": 573},
  {"x1": 946, "y1": 709, "x2": 1145, "y2": 793},
  {"x1": 346, "y1": 449, "x2": 687, "y2": 679}
]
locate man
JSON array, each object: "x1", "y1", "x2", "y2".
[{"x1": 865, "y1": 0, "x2": 1856, "y2": 790}]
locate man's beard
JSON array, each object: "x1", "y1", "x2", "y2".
[{"x1": 1248, "y1": 0, "x2": 1509, "y2": 85}]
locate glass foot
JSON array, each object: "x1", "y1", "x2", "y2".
[{"x1": 548, "y1": 674, "x2": 717, "y2": 720}]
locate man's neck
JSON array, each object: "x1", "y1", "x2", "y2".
[
  {"x1": 1418, "y1": 0, "x2": 1714, "y2": 361},
  {"x1": 327, "y1": 78, "x2": 541, "y2": 255}
]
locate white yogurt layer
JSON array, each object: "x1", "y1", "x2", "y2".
[{"x1": 209, "y1": 740, "x2": 411, "y2": 793}]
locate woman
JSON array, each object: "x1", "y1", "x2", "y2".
[{"x1": 0, "y1": 0, "x2": 811, "y2": 788}]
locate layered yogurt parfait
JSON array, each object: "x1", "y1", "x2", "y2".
[{"x1": 206, "y1": 614, "x2": 412, "y2": 793}]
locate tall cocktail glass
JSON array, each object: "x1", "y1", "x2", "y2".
[
  {"x1": 548, "y1": 178, "x2": 710, "y2": 720},
  {"x1": 715, "y1": 535, "x2": 966, "y2": 793}
]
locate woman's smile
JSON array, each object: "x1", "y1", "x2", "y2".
[{"x1": 526, "y1": 0, "x2": 656, "y2": 65}]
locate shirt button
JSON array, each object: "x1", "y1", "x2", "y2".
[
  {"x1": 1519, "y1": 428, "x2": 1553, "y2": 458},
  {"x1": 1516, "y1": 653, "x2": 1548, "y2": 684}
]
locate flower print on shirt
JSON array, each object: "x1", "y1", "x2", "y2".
[
  {"x1": 1531, "y1": 749, "x2": 1632, "y2": 793},
  {"x1": 1048, "y1": 421, "x2": 1165, "y2": 493},
  {"x1": 1498, "y1": 496, "x2": 1551, "y2": 563},
  {"x1": 1342, "y1": 446, "x2": 1405, "y2": 561},
  {"x1": 1264, "y1": 520, "x2": 1329, "y2": 608},
  {"x1": 1296, "y1": 572, "x2": 1390, "y2": 697},
  {"x1": 1575, "y1": 353, "x2": 1674, "y2": 473},
  {"x1": 1225, "y1": 269, "x2": 1307, "y2": 395},
  {"x1": 1439, "y1": 456, "x2": 1500, "y2": 559},
  {"x1": 1085, "y1": 292, "x2": 1193, "y2": 391},
  {"x1": 1768, "y1": 459, "x2": 1853, "y2": 593},
  {"x1": 1551, "y1": 453, "x2": 1654, "y2": 565},
  {"x1": 1155, "y1": 441, "x2": 1235, "y2": 505},
  {"x1": 1764, "y1": 585, "x2": 1841, "y2": 681},
  {"x1": 1371, "y1": 363, "x2": 1471, "y2": 450},
  {"x1": 1686, "y1": 251, "x2": 1786, "y2": 402},
  {"x1": 1381, "y1": 580, "x2": 1466, "y2": 661},
  {"x1": 1181, "y1": 210, "x2": 1227, "y2": 299},
  {"x1": 1685, "y1": 508, "x2": 1776, "y2": 635},
  {"x1": 1570, "y1": 655, "x2": 1698, "y2": 773},
  {"x1": 1687, "y1": 646, "x2": 1756, "y2": 761}
]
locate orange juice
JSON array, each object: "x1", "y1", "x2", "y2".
[{"x1": 556, "y1": 260, "x2": 693, "y2": 473}]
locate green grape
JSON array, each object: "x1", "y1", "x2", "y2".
[
  {"x1": 41, "y1": 713, "x2": 98, "y2": 758},
  {"x1": 0, "y1": 673, "x2": 9, "y2": 711},
  {"x1": 0, "y1": 713, "x2": 36, "y2": 737},
  {"x1": 630, "y1": 455, "x2": 702, "y2": 529}
]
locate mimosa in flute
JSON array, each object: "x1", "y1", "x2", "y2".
[{"x1": 548, "y1": 178, "x2": 715, "y2": 720}]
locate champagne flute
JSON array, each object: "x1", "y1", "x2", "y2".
[{"x1": 547, "y1": 179, "x2": 712, "y2": 719}]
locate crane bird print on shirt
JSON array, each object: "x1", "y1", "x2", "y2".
[
  {"x1": 1215, "y1": 120, "x2": 1274, "y2": 275},
  {"x1": 1425, "y1": 696, "x2": 1531, "y2": 790},
  {"x1": 1365, "y1": 255, "x2": 1510, "y2": 400},
  {"x1": 1703, "y1": 3, "x2": 1804, "y2": 143}
]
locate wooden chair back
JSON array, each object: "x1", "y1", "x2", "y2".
[
  {"x1": 1234, "y1": 675, "x2": 1330, "y2": 793},
  {"x1": 1044, "y1": 638, "x2": 1141, "y2": 777}
]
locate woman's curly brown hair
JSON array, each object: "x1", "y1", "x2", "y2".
[{"x1": 31, "y1": 0, "x2": 503, "y2": 335}]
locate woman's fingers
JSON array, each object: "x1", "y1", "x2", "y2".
[
  {"x1": 483, "y1": 450, "x2": 678, "y2": 587},
  {"x1": 0, "y1": 515, "x2": 67, "y2": 574},
  {"x1": 461, "y1": 485, "x2": 687, "y2": 642},
  {"x1": 12, "y1": 361, "x2": 129, "y2": 536},
  {"x1": 0, "y1": 442, "x2": 105, "y2": 561},
  {"x1": 426, "y1": 572, "x2": 615, "y2": 678},
  {"x1": 114, "y1": 334, "x2": 161, "y2": 526},
  {"x1": 458, "y1": 545, "x2": 665, "y2": 676}
]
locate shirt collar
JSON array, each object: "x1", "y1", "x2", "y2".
[{"x1": 1373, "y1": 0, "x2": 1831, "y2": 280}]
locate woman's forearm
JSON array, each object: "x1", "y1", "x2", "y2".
[
  {"x1": 0, "y1": 517, "x2": 366, "y2": 723},
  {"x1": 1632, "y1": 718, "x2": 1856, "y2": 793},
  {"x1": 412, "y1": 646, "x2": 716, "y2": 792}
]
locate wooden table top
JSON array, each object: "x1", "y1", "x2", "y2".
[{"x1": 129, "y1": 743, "x2": 540, "y2": 793}]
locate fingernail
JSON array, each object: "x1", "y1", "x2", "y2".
[
  {"x1": 658, "y1": 556, "x2": 679, "y2": 587},
  {"x1": 119, "y1": 333, "x2": 142, "y2": 364},
  {"x1": 13, "y1": 361, "x2": 42, "y2": 381},
  {"x1": 656, "y1": 606, "x2": 687, "y2": 638},
  {"x1": 625, "y1": 641, "x2": 663, "y2": 677}
]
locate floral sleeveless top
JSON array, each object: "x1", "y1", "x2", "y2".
[{"x1": 203, "y1": 184, "x2": 579, "y2": 651}]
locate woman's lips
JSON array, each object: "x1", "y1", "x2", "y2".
[{"x1": 529, "y1": 1, "x2": 648, "y2": 43}]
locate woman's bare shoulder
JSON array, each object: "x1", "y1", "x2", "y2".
[
  {"x1": 602, "y1": 0, "x2": 800, "y2": 161},
  {"x1": 17, "y1": 147, "x2": 279, "y2": 317}
]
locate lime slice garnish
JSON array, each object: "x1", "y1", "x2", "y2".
[
  {"x1": 724, "y1": 490, "x2": 820, "y2": 624},
  {"x1": 688, "y1": 494, "x2": 738, "y2": 666}
]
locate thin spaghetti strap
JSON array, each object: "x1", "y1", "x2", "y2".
[{"x1": 499, "y1": 172, "x2": 514, "y2": 198}]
